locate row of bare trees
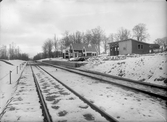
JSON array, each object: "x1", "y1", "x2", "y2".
[
  {"x1": 39, "y1": 26, "x2": 105, "y2": 59},
  {"x1": 154, "y1": 37, "x2": 167, "y2": 50},
  {"x1": 34, "y1": 23, "x2": 150, "y2": 59},
  {"x1": 61, "y1": 26, "x2": 104, "y2": 53},
  {"x1": 0, "y1": 45, "x2": 8, "y2": 59},
  {"x1": 109, "y1": 23, "x2": 150, "y2": 42},
  {"x1": 0, "y1": 43, "x2": 29, "y2": 60}
]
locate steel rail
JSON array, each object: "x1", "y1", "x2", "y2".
[
  {"x1": 30, "y1": 65, "x2": 52, "y2": 122},
  {"x1": 41, "y1": 61, "x2": 167, "y2": 89},
  {"x1": 71, "y1": 67, "x2": 167, "y2": 89},
  {"x1": 36, "y1": 65, "x2": 118, "y2": 122},
  {"x1": 37, "y1": 61, "x2": 167, "y2": 100}
]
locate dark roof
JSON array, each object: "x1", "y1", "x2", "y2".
[
  {"x1": 149, "y1": 44, "x2": 160, "y2": 49},
  {"x1": 71, "y1": 43, "x2": 97, "y2": 52},
  {"x1": 71, "y1": 43, "x2": 85, "y2": 50},
  {"x1": 108, "y1": 41, "x2": 119, "y2": 46},
  {"x1": 108, "y1": 39, "x2": 151, "y2": 45}
]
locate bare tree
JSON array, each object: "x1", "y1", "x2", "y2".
[
  {"x1": 115, "y1": 27, "x2": 131, "y2": 41},
  {"x1": 47, "y1": 39, "x2": 53, "y2": 58},
  {"x1": 9, "y1": 43, "x2": 14, "y2": 59},
  {"x1": 0, "y1": 45, "x2": 8, "y2": 59},
  {"x1": 53, "y1": 34, "x2": 59, "y2": 57},
  {"x1": 108, "y1": 33, "x2": 115, "y2": 43},
  {"x1": 91, "y1": 26, "x2": 104, "y2": 54},
  {"x1": 101, "y1": 34, "x2": 109, "y2": 54},
  {"x1": 62, "y1": 31, "x2": 72, "y2": 48},
  {"x1": 42, "y1": 39, "x2": 53, "y2": 58},
  {"x1": 154, "y1": 37, "x2": 167, "y2": 50},
  {"x1": 58, "y1": 39, "x2": 65, "y2": 53},
  {"x1": 70, "y1": 31, "x2": 84, "y2": 44},
  {"x1": 83, "y1": 30, "x2": 92, "y2": 44},
  {"x1": 54, "y1": 34, "x2": 58, "y2": 51},
  {"x1": 42, "y1": 41, "x2": 48, "y2": 58},
  {"x1": 132, "y1": 23, "x2": 149, "y2": 42}
]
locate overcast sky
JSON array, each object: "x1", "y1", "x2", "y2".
[{"x1": 0, "y1": 0, "x2": 166, "y2": 57}]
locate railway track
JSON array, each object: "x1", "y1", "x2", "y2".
[
  {"x1": 38, "y1": 61, "x2": 167, "y2": 100},
  {"x1": 30, "y1": 65, "x2": 52, "y2": 122},
  {"x1": 30, "y1": 62, "x2": 118, "y2": 122}
]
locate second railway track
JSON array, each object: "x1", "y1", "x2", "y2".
[{"x1": 38, "y1": 61, "x2": 167, "y2": 100}]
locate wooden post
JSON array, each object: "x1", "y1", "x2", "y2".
[{"x1": 9, "y1": 71, "x2": 12, "y2": 84}]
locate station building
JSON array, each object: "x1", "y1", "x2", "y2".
[{"x1": 63, "y1": 43, "x2": 98, "y2": 58}]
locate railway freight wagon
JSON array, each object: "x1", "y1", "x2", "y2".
[{"x1": 42, "y1": 60, "x2": 87, "y2": 68}]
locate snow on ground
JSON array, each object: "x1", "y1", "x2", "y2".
[
  {"x1": 41, "y1": 66, "x2": 167, "y2": 122},
  {"x1": 1, "y1": 56, "x2": 166, "y2": 121},
  {"x1": 0, "y1": 60, "x2": 27, "y2": 114},
  {"x1": 1, "y1": 66, "x2": 43, "y2": 121},
  {"x1": 80, "y1": 52, "x2": 167, "y2": 86}
]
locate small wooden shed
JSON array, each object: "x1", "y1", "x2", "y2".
[{"x1": 108, "y1": 39, "x2": 160, "y2": 56}]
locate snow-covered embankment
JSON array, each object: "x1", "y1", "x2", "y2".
[
  {"x1": 80, "y1": 52, "x2": 167, "y2": 86},
  {"x1": 0, "y1": 60, "x2": 27, "y2": 114}
]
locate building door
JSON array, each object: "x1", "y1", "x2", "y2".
[
  {"x1": 110, "y1": 47, "x2": 115, "y2": 56},
  {"x1": 75, "y1": 52, "x2": 78, "y2": 57},
  {"x1": 110, "y1": 46, "x2": 119, "y2": 56}
]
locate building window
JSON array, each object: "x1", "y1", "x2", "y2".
[
  {"x1": 65, "y1": 50, "x2": 68, "y2": 55},
  {"x1": 138, "y1": 44, "x2": 143, "y2": 49},
  {"x1": 75, "y1": 52, "x2": 78, "y2": 57},
  {"x1": 70, "y1": 49, "x2": 73, "y2": 53},
  {"x1": 141, "y1": 45, "x2": 143, "y2": 49},
  {"x1": 78, "y1": 53, "x2": 82, "y2": 57}
]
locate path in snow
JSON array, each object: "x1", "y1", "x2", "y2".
[{"x1": 1, "y1": 66, "x2": 43, "y2": 121}]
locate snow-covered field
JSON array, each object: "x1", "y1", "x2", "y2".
[
  {"x1": 0, "y1": 60, "x2": 27, "y2": 114},
  {"x1": 80, "y1": 52, "x2": 167, "y2": 86}
]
